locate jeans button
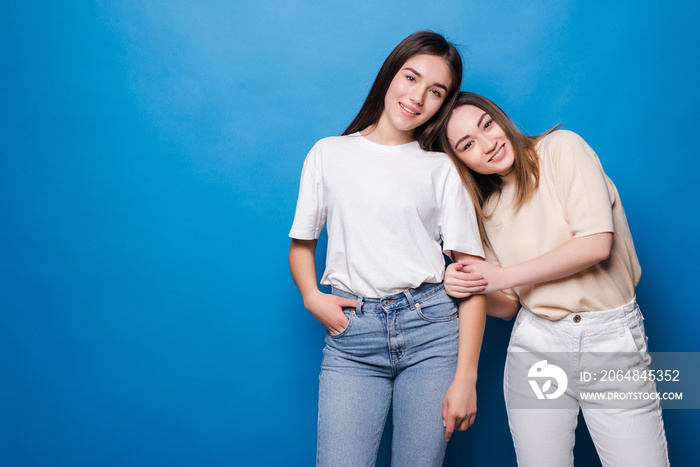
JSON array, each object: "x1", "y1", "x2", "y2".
[{"x1": 573, "y1": 314, "x2": 581, "y2": 323}]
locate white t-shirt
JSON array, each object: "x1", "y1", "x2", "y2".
[{"x1": 289, "y1": 133, "x2": 483, "y2": 298}]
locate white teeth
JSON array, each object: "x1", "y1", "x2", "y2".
[
  {"x1": 489, "y1": 145, "x2": 504, "y2": 162},
  {"x1": 400, "y1": 103, "x2": 418, "y2": 115}
]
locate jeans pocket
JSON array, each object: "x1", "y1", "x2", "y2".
[
  {"x1": 414, "y1": 289, "x2": 458, "y2": 323},
  {"x1": 328, "y1": 308, "x2": 354, "y2": 339},
  {"x1": 623, "y1": 321, "x2": 648, "y2": 354},
  {"x1": 507, "y1": 311, "x2": 530, "y2": 351}
]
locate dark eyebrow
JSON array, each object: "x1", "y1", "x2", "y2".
[
  {"x1": 454, "y1": 112, "x2": 489, "y2": 150},
  {"x1": 404, "y1": 67, "x2": 449, "y2": 92}
]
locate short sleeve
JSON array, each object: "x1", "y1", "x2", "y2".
[
  {"x1": 546, "y1": 131, "x2": 614, "y2": 238},
  {"x1": 440, "y1": 174, "x2": 485, "y2": 259},
  {"x1": 289, "y1": 149, "x2": 326, "y2": 240}
]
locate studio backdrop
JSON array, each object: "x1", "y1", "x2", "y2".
[{"x1": 1, "y1": 1, "x2": 699, "y2": 466}]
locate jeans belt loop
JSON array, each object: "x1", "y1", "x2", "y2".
[
  {"x1": 355, "y1": 297, "x2": 363, "y2": 317},
  {"x1": 403, "y1": 289, "x2": 416, "y2": 309}
]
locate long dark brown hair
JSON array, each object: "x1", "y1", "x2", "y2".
[
  {"x1": 342, "y1": 31, "x2": 462, "y2": 149},
  {"x1": 438, "y1": 92, "x2": 559, "y2": 234}
]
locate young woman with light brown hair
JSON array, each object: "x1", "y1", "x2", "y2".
[{"x1": 440, "y1": 91, "x2": 669, "y2": 467}]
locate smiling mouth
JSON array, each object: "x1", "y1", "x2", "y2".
[
  {"x1": 399, "y1": 102, "x2": 420, "y2": 116},
  {"x1": 488, "y1": 144, "x2": 506, "y2": 162}
]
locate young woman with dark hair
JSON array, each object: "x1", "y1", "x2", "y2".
[
  {"x1": 441, "y1": 91, "x2": 669, "y2": 467},
  {"x1": 289, "y1": 33, "x2": 486, "y2": 466}
]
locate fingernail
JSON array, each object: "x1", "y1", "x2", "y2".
[{"x1": 442, "y1": 420, "x2": 446, "y2": 427}]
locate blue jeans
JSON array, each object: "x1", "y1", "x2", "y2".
[{"x1": 317, "y1": 282, "x2": 459, "y2": 466}]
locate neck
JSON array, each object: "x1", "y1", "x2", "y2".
[
  {"x1": 499, "y1": 166, "x2": 516, "y2": 178},
  {"x1": 498, "y1": 166, "x2": 518, "y2": 189},
  {"x1": 360, "y1": 113, "x2": 415, "y2": 146}
]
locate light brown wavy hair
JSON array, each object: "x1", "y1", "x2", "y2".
[{"x1": 435, "y1": 92, "x2": 559, "y2": 237}]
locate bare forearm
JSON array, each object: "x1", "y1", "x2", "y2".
[
  {"x1": 504, "y1": 232, "x2": 612, "y2": 289},
  {"x1": 288, "y1": 238, "x2": 321, "y2": 301},
  {"x1": 450, "y1": 251, "x2": 487, "y2": 382},
  {"x1": 289, "y1": 238, "x2": 357, "y2": 334},
  {"x1": 485, "y1": 292, "x2": 519, "y2": 320},
  {"x1": 454, "y1": 294, "x2": 486, "y2": 383}
]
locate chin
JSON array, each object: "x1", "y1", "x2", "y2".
[
  {"x1": 393, "y1": 115, "x2": 426, "y2": 131},
  {"x1": 394, "y1": 122, "x2": 419, "y2": 133}
]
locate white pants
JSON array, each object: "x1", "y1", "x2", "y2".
[{"x1": 504, "y1": 300, "x2": 669, "y2": 467}]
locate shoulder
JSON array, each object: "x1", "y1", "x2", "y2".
[
  {"x1": 310, "y1": 134, "x2": 357, "y2": 151},
  {"x1": 423, "y1": 147, "x2": 452, "y2": 159},
  {"x1": 424, "y1": 150, "x2": 462, "y2": 190},
  {"x1": 538, "y1": 130, "x2": 594, "y2": 156},
  {"x1": 419, "y1": 148, "x2": 459, "y2": 176},
  {"x1": 537, "y1": 129, "x2": 597, "y2": 166},
  {"x1": 304, "y1": 134, "x2": 361, "y2": 164},
  {"x1": 538, "y1": 129, "x2": 589, "y2": 153},
  {"x1": 417, "y1": 147, "x2": 453, "y2": 165},
  {"x1": 398, "y1": 141, "x2": 452, "y2": 161}
]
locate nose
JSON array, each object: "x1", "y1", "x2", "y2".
[
  {"x1": 409, "y1": 87, "x2": 425, "y2": 106},
  {"x1": 485, "y1": 140, "x2": 498, "y2": 154}
]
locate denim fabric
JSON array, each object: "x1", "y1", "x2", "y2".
[{"x1": 316, "y1": 282, "x2": 459, "y2": 466}]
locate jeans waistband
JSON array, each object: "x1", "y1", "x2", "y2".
[{"x1": 331, "y1": 282, "x2": 445, "y2": 316}]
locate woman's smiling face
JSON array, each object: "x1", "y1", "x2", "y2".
[
  {"x1": 378, "y1": 54, "x2": 452, "y2": 136},
  {"x1": 446, "y1": 104, "x2": 515, "y2": 176}
]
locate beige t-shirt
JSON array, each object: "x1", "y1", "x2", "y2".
[{"x1": 483, "y1": 130, "x2": 641, "y2": 320}]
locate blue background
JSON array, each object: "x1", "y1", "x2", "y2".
[{"x1": 2, "y1": 1, "x2": 699, "y2": 465}]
